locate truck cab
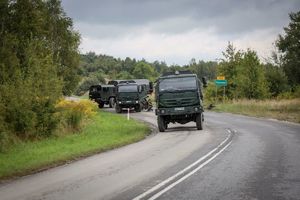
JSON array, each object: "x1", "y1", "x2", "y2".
[{"x1": 155, "y1": 71, "x2": 206, "y2": 132}]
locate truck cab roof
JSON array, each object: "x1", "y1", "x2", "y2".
[{"x1": 159, "y1": 71, "x2": 197, "y2": 80}]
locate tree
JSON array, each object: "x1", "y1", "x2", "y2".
[
  {"x1": 188, "y1": 59, "x2": 217, "y2": 80},
  {"x1": 45, "y1": 0, "x2": 81, "y2": 95},
  {"x1": 217, "y1": 43, "x2": 269, "y2": 99},
  {"x1": 153, "y1": 61, "x2": 168, "y2": 74},
  {"x1": 116, "y1": 71, "x2": 134, "y2": 80},
  {"x1": 236, "y1": 49, "x2": 269, "y2": 99},
  {"x1": 132, "y1": 61, "x2": 158, "y2": 81},
  {"x1": 264, "y1": 63, "x2": 289, "y2": 97},
  {"x1": 217, "y1": 42, "x2": 243, "y2": 99},
  {"x1": 276, "y1": 11, "x2": 300, "y2": 88}
]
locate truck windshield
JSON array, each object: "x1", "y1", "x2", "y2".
[
  {"x1": 159, "y1": 77, "x2": 197, "y2": 92},
  {"x1": 118, "y1": 85, "x2": 138, "y2": 92}
]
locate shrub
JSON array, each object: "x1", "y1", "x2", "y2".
[
  {"x1": 277, "y1": 85, "x2": 300, "y2": 100},
  {"x1": 56, "y1": 99, "x2": 98, "y2": 131}
]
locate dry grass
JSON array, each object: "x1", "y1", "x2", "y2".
[{"x1": 213, "y1": 98, "x2": 300, "y2": 123}]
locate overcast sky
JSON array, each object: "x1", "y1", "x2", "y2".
[{"x1": 61, "y1": 0, "x2": 300, "y2": 65}]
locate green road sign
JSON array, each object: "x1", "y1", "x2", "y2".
[{"x1": 215, "y1": 80, "x2": 227, "y2": 86}]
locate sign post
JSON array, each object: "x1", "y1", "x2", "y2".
[
  {"x1": 217, "y1": 76, "x2": 225, "y2": 80},
  {"x1": 215, "y1": 77, "x2": 227, "y2": 103}
]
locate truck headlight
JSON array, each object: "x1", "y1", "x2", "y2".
[
  {"x1": 135, "y1": 101, "x2": 139, "y2": 104},
  {"x1": 195, "y1": 107, "x2": 199, "y2": 111},
  {"x1": 161, "y1": 109, "x2": 165, "y2": 114},
  {"x1": 119, "y1": 101, "x2": 122, "y2": 104}
]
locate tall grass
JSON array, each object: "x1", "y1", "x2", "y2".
[{"x1": 214, "y1": 98, "x2": 300, "y2": 123}]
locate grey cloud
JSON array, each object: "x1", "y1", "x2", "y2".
[{"x1": 62, "y1": 0, "x2": 300, "y2": 37}]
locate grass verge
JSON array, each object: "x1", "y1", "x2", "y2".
[
  {"x1": 212, "y1": 98, "x2": 300, "y2": 123},
  {"x1": 0, "y1": 112, "x2": 150, "y2": 180}
]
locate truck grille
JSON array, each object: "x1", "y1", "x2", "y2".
[{"x1": 163, "y1": 98, "x2": 196, "y2": 107}]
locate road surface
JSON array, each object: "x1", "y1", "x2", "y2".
[{"x1": 0, "y1": 110, "x2": 299, "y2": 200}]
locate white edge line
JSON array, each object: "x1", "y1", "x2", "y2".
[
  {"x1": 132, "y1": 133, "x2": 232, "y2": 200},
  {"x1": 149, "y1": 141, "x2": 232, "y2": 200}
]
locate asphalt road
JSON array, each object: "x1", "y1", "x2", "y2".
[{"x1": 0, "y1": 110, "x2": 299, "y2": 200}]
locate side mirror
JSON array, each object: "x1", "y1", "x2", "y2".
[
  {"x1": 202, "y1": 77, "x2": 208, "y2": 88},
  {"x1": 138, "y1": 85, "x2": 142, "y2": 93}
]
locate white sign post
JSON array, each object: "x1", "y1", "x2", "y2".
[{"x1": 127, "y1": 108, "x2": 130, "y2": 120}]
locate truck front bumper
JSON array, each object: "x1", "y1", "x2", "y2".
[
  {"x1": 155, "y1": 106, "x2": 203, "y2": 116},
  {"x1": 117, "y1": 100, "x2": 139, "y2": 108}
]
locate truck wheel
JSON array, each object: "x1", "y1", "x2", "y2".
[
  {"x1": 115, "y1": 105, "x2": 122, "y2": 113},
  {"x1": 135, "y1": 104, "x2": 141, "y2": 112},
  {"x1": 157, "y1": 116, "x2": 165, "y2": 132},
  {"x1": 98, "y1": 102, "x2": 104, "y2": 108},
  {"x1": 196, "y1": 113, "x2": 203, "y2": 130},
  {"x1": 109, "y1": 98, "x2": 115, "y2": 108}
]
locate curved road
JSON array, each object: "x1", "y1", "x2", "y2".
[{"x1": 0, "y1": 110, "x2": 299, "y2": 200}]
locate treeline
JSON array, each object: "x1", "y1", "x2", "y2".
[
  {"x1": 76, "y1": 54, "x2": 217, "y2": 95},
  {"x1": 0, "y1": 0, "x2": 80, "y2": 150}
]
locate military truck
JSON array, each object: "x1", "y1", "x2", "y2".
[
  {"x1": 155, "y1": 71, "x2": 207, "y2": 132},
  {"x1": 89, "y1": 84, "x2": 116, "y2": 108},
  {"x1": 115, "y1": 81, "x2": 152, "y2": 113}
]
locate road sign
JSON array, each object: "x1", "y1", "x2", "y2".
[
  {"x1": 215, "y1": 80, "x2": 227, "y2": 86},
  {"x1": 217, "y1": 76, "x2": 225, "y2": 80}
]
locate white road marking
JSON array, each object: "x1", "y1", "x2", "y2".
[
  {"x1": 133, "y1": 132, "x2": 232, "y2": 200},
  {"x1": 149, "y1": 141, "x2": 232, "y2": 200}
]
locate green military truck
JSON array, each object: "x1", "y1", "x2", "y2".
[
  {"x1": 155, "y1": 71, "x2": 207, "y2": 132},
  {"x1": 115, "y1": 81, "x2": 152, "y2": 113},
  {"x1": 89, "y1": 84, "x2": 116, "y2": 108}
]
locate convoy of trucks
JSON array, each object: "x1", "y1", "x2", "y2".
[{"x1": 89, "y1": 71, "x2": 206, "y2": 131}]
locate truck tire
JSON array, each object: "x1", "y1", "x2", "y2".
[
  {"x1": 135, "y1": 104, "x2": 141, "y2": 112},
  {"x1": 115, "y1": 105, "x2": 122, "y2": 113},
  {"x1": 109, "y1": 98, "x2": 115, "y2": 108},
  {"x1": 98, "y1": 101, "x2": 104, "y2": 108},
  {"x1": 157, "y1": 116, "x2": 165, "y2": 132},
  {"x1": 196, "y1": 113, "x2": 203, "y2": 130}
]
